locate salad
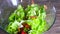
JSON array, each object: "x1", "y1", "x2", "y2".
[{"x1": 6, "y1": 4, "x2": 49, "y2": 34}]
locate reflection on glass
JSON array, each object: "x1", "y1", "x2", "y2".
[{"x1": 11, "y1": 0, "x2": 18, "y2": 6}]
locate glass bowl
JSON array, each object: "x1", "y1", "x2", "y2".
[{"x1": 0, "y1": 0, "x2": 56, "y2": 34}]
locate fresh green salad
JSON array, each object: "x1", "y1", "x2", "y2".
[{"x1": 6, "y1": 4, "x2": 49, "y2": 34}]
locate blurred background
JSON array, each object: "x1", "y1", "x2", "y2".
[{"x1": 0, "y1": 0, "x2": 60, "y2": 34}]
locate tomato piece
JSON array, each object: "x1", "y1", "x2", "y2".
[
  {"x1": 25, "y1": 24, "x2": 30, "y2": 29},
  {"x1": 22, "y1": 23, "x2": 30, "y2": 29},
  {"x1": 17, "y1": 23, "x2": 31, "y2": 34},
  {"x1": 22, "y1": 23, "x2": 27, "y2": 27},
  {"x1": 21, "y1": 31, "x2": 27, "y2": 34}
]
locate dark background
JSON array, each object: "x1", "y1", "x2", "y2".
[{"x1": 0, "y1": 0, "x2": 60, "y2": 34}]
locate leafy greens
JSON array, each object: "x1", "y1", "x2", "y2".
[{"x1": 6, "y1": 4, "x2": 49, "y2": 34}]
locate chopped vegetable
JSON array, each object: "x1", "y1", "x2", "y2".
[
  {"x1": 6, "y1": 5, "x2": 25, "y2": 34},
  {"x1": 44, "y1": 5, "x2": 48, "y2": 9},
  {"x1": 21, "y1": 30, "x2": 27, "y2": 34},
  {"x1": 26, "y1": 4, "x2": 49, "y2": 34},
  {"x1": 6, "y1": 4, "x2": 49, "y2": 34},
  {"x1": 9, "y1": 5, "x2": 25, "y2": 22}
]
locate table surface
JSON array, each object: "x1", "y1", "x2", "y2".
[{"x1": 0, "y1": 0, "x2": 60, "y2": 34}]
